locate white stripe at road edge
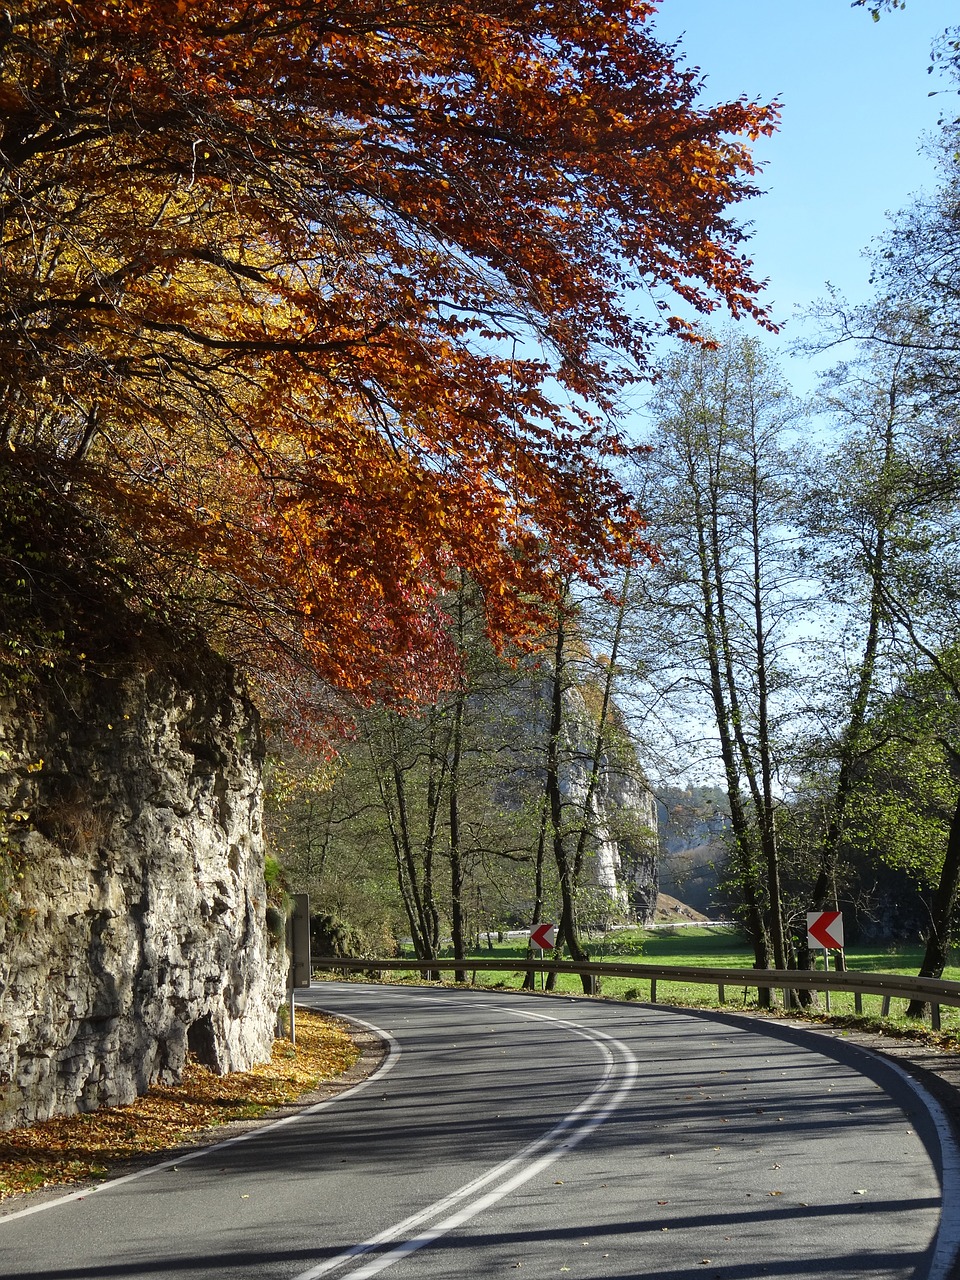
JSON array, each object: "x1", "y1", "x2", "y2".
[
  {"x1": 783, "y1": 1020, "x2": 960, "y2": 1280},
  {"x1": 869, "y1": 1054, "x2": 960, "y2": 1280},
  {"x1": 288, "y1": 1003, "x2": 639, "y2": 1280},
  {"x1": 0, "y1": 1011, "x2": 401, "y2": 1225}
]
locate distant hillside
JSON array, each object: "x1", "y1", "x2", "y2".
[
  {"x1": 654, "y1": 785, "x2": 730, "y2": 917},
  {"x1": 654, "y1": 892, "x2": 713, "y2": 924}
]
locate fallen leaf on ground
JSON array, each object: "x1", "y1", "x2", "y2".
[{"x1": 0, "y1": 1011, "x2": 359, "y2": 1200}]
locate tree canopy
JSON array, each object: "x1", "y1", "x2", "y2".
[{"x1": 0, "y1": 0, "x2": 776, "y2": 723}]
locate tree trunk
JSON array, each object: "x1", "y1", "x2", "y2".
[
  {"x1": 812, "y1": 399, "x2": 894, "y2": 915},
  {"x1": 449, "y1": 685, "x2": 467, "y2": 983},
  {"x1": 544, "y1": 604, "x2": 594, "y2": 995},
  {"x1": 687, "y1": 463, "x2": 771, "y2": 995},
  {"x1": 367, "y1": 744, "x2": 428, "y2": 960},
  {"x1": 907, "y1": 789, "x2": 960, "y2": 1017},
  {"x1": 746, "y1": 423, "x2": 788, "y2": 979},
  {"x1": 572, "y1": 564, "x2": 631, "y2": 890},
  {"x1": 523, "y1": 800, "x2": 550, "y2": 990}
]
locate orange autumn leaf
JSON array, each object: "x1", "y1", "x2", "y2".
[{"x1": 0, "y1": 1, "x2": 778, "y2": 729}]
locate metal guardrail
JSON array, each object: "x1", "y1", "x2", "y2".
[{"x1": 312, "y1": 955, "x2": 960, "y2": 1029}]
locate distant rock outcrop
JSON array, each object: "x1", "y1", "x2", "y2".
[
  {"x1": 655, "y1": 785, "x2": 730, "y2": 918},
  {"x1": 557, "y1": 683, "x2": 658, "y2": 922},
  {"x1": 485, "y1": 668, "x2": 659, "y2": 925},
  {"x1": 0, "y1": 655, "x2": 285, "y2": 1130}
]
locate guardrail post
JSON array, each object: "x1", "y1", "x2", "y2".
[
  {"x1": 932, "y1": 1003, "x2": 942, "y2": 1031},
  {"x1": 881, "y1": 995, "x2": 891, "y2": 1017},
  {"x1": 854, "y1": 993, "x2": 863, "y2": 1014},
  {"x1": 651, "y1": 978, "x2": 657, "y2": 1003},
  {"x1": 718, "y1": 984, "x2": 725, "y2": 1005}
]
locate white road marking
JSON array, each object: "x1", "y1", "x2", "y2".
[
  {"x1": 288, "y1": 1001, "x2": 639, "y2": 1280},
  {"x1": 867, "y1": 1053, "x2": 960, "y2": 1280},
  {"x1": 0, "y1": 1010, "x2": 400, "y2": 1225},
  {"x1": 5, "y1": 986, "x2": 958, "y2": 1280}
]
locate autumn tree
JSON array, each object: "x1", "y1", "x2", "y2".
[
  {"x1": 267, "y1": 576, "x2": 559, "y2": 966},
  {"x1": 0, "y1": 1, "x2": 776, "y2": 720},
  {"x1": 788, "y1": 323, "x2": 918, "y2": 934},
  {"x1": 801, "y1": 78, "x2": 960, "y2": 990},
  {"x1": 268, "y1": 569, "x2": 657, "y2": 975},
  {"x1": 639, "y1": 334, "x2": 806, "y2": 984},
  {"x1": 869, "y1": 527, "x2": 960, "y2": 997},
  {"x1": 786, "y1": 296, "x2": 960, "y2": 999},
  {"x1": 819, "y1": 62, "x2": 960, "y2": 422},
  {"x1": 263, "y1": 748, "x2": 406, "y2": 957},
  {"x1": 351, "y1": 580, "x2": 546, "y2": 972},
  {"x1": 526, "y1": 565, "x2": 658, "y2": 992},
  {"x1": 841, "y1": 673, "x2": 960, "y2": 955}
]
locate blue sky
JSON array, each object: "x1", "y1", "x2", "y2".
[{"x1": 644, "y1": 0, "x2": 959, "y2": 390}]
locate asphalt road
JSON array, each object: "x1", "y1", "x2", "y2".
[{"x1": 0, "y1": 982, "x2": 956, "y2": 1280}]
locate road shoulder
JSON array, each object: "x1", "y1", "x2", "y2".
[{"x1": 0, "y1": 1024, "x2": 388, "y2": 1219}]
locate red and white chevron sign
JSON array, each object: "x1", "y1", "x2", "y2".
[
  {"x1": 807, "y1": 910, "x2": 844, "y2": 951},
  {"x1": 530, "y1": 923, "x2": 557, "y2": 950}
]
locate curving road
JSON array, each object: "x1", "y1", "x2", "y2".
[{"x1": 1, "y1": 983, "x2": 956, "y2": 1279}]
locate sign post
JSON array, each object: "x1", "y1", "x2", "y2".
[
  {"x1": 807, "y1": 911, "x2": 844, "y2": 1013},
  {"x1": 530, "y1": 922, "x2": 556, "y2": 990},
  {"x1": 286, "y1": 893, "x2": 311, "y2": 1044}
]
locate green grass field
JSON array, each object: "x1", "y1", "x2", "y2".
[{"x1": 377, "y1": 926, "x2": 960, "y2": 1036}]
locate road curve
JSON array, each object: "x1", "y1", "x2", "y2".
[{"x1": 0, "y1": 982, "x2": 955, "y2": 1280}]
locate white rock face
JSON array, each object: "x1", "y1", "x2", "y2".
[
  {"x1": 0, "y1": 660, "x2": 285, "y2": 1129},
  {"x1": 480, "y1": 669, "x2": 659, "y2": 923},
  {"x1": 554, "y1": 683, "x2": 659, "y2": 922}
]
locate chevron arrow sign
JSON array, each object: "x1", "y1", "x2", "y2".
[
  {"x1": 807, "y1": 911, "x2": 844, "y2": 951},
  {"x1": 530, "y1": 923, "x2": 557, "y2": 950}
]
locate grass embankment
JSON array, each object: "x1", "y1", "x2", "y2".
[
  {"x1": 0, "y1": 1009, "x2": 359, "y2": 1201},
  {"x1": 368, "y1": 927, "x2": 960, "y2": 1036}
]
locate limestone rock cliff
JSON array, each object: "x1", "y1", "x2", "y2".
[
  {"x1": 0, "y1": 657, "x2": 285, "y2": 1130},
  {"x1": 554, "y1": 682, "x2": 659, "y2": 923},
  {"x1": 483, "y1": 669, "x2": 659, "y2": 924}
]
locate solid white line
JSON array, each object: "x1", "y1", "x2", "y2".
[
  {"x1": 288, "y1": 1001, "x2": 639, "y2": 1280},
  {"x1": 869, "y1": 1054, "x2": 960, "y2": 1280},
  {"x1": 0, "y1": 1011, "x2": 401, "y2": 1225},
  {"x1": 778, "y1": 1020, "x2": 960, "y2": 1280}
]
